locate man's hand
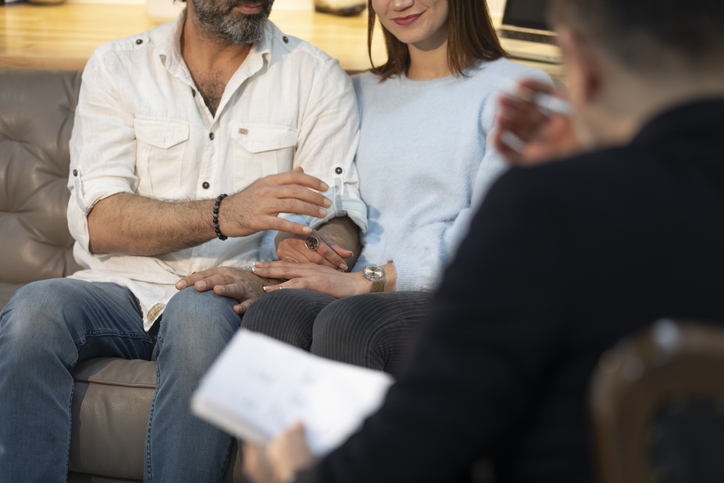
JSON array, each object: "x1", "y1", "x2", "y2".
[
  {"x1": 493, "y1": 80, "x2": 581, "y2": 167},
  {"x1": 252, "y1": 261, "x2": 370, "y2": 299},
  {"x1": 243, "y1": 423, "x2": 318, "y2": 483},
  {"x1": 87, "y1": 168, "x2": 332, "y2": 256},
  {"x1": 219, "y1": 168, "x2": 332, "y2": 238},
  {"x1": 175, "y1": 267, "x2": 282, "y2": 314},
  {"x1": 275, "y1": 231, "x2": 354, "y2": 272}
]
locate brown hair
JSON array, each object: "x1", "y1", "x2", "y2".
[
  {"x1": 548, "y1": 0, "x2": 724, "y2": 74},
  {"x1": 367, "y1": 0, "x2": 506, "y2": 79}
]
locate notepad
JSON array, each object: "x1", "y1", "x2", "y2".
[{"x1": 191, "y1": 329, "x2": 394, "y2": 456}]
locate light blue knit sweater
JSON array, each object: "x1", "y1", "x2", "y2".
[{"x1": 351, "y1": 58, "x2": 550, "y2": 291}]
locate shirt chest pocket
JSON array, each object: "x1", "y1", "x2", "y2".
[
  {"x1": 230, "y1": 124, "x2": 298, "y2": 191},
  {"x1": 134, "y1": 117, "x2": 190, "y2": 197}
]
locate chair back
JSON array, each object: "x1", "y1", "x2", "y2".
[{"x1": 590, "y1": 319, "x2": 724, "y2": 483}]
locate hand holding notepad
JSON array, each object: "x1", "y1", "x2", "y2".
[{"x1": 191, "y1": 329, "x2": 394, "y2": 456}]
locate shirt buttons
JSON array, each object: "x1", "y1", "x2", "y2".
[
  {"x1": 191, "y1": 88, "x2": 196, "y2": 97},
  {"x1": 335, "y1": 167, "x2": 343, "y2": 175},
  {"x1": 283, "y1": 36, "x2": 289, "y2": 43},
  {"x1": 209, "y1": 132, "x2": 215, "y2": 140},
  {"x1": 136, "y1": 39, "x2": 143, "y2": 45},
  {"x1": 73, "y1": 169, "x2": 78, "y2": 177},
  {"x1": 202, "y1": 181, "x2": 210, "y2": 189}
]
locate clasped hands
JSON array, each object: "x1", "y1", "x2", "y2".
[{"x1": 176, "y1": 167, "x2": 357, "y2": 312}]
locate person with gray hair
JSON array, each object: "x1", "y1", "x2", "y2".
[
  {"x1": 0, "y1": 0, "x2": 366, "y2": 480},
  {"x1": 241, "y1": 0, "x2": 724, "y2": 481}
]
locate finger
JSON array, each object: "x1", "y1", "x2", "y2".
[
  {"x1": 492, "y1": 127, "x2": 524, "y2": 159},
  {"x1": 289, "y1": 245, "x2": 338, "y2": 269},
  {"x1": 277, "y1": 239, "x2": 339, "y2": 269},
  {"x1": 214, "y1": 282, "x2": 249, "y2": 300},
  {"x1": 175, "y1": 268, "x2": 221, "y2": 290},
  {"x1": 268, "y1": 197, "x2": 330, "y2": 220},
  {"x1": 330, "y1": 244, "x2": 354, "y2": 260},
  {"x1": 497, "y1": 96, "x2": 551, "y2": 134},
  {"x1": 190, "y1": 273, "x2": 238, "y2": 292},
  {"x1": 235, "y1": 298, "x2": 254, "y2": 315},
  {"x1": 254, "y1": 260, "x2": 304, "y2": 269},
  {"x1": 274, "y1": 184, "x2": 333, "y2": 209},
  {"x1": 262, "y1": 280, "x2": 297, "y2": 292},
  {"x1": 271, "y1": 171, "x2": 329, "y2": 193},
  {"x1": 242, "y1": 443, "x2": 271, "y2": 482},
  {"x1": 254, "y1": 264, "x2": 311, "y2": 279},
  {"x1": 517, "y1": 79, "x2": 561, "y2": 98},
  {"x1": 264, "y1": 217, "x2": 314, "y2": 236},
  {"x1": 314, "y1": 242, "x2": 348, "y2": 271}
]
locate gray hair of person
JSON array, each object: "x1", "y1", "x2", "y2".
[{"x1": 547, "y1": 0, "x2": 724, "y2": 74}]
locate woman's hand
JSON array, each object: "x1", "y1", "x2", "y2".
[
  {"x1": 243, "y1": 423, "x2": 319, "y2": 483},
  {"x1": 275, "y1": 230, "x2": 354, "y2": 272},
  {"x1": 253, "y1": 261, "x2": 370, "y2": 298},
  {"x1": 493, "y1": 79, "x2": 581, "y2": 166}
]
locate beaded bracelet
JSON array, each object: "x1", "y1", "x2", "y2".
[{"x1": 213, "y1": 193, "x2": 228, "y2": 241}]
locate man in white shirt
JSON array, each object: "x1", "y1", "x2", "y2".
[{"x1": 0, "y1": 0, "x2": 365, "y2": 480}]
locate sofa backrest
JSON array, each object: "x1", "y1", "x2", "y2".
[{"x1": 0, "y1": 67, "x2": 83, "y2": 292}]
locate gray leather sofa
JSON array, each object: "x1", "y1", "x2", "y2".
[{"x1": 0, "y1": 66, "x2": 243, "y2": 483}]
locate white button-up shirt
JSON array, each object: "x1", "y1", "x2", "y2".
[{"x1": 67, "y1": 12, "x2": 366, "y2": 330}]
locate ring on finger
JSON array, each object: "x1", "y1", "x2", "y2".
[{"x1": 305, "y1": 235, "x2": 321, "y2": 251}]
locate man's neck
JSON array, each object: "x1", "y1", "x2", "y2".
[
  {"x1": 181, "y1": 4, "x2": 253, "y2": 115},
  {"x1": 182, "y1": 11, "x2": 252, "y2": 72},
  {"x1": 583, "y1": 67, "x2": 724, "y2": 150}
]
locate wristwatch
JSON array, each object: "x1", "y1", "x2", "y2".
[{"x1": 362, "y1": 265, "x2": 386, "y2": 293}]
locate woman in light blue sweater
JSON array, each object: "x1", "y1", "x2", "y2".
[{"x1": 244, "y1": 0, "x2": 549, "y2": 372}]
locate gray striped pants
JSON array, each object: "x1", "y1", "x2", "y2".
[{"x1": 241, "y1": 289, "x2": 432, "y2": 374}]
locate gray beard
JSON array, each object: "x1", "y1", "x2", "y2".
[{"x1": 191, "y1": 0, "x2": 274, "y2": 45}]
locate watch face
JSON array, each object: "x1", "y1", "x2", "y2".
[{"x1": 363, "y1": 265, "x2": 384, "y2": 280}]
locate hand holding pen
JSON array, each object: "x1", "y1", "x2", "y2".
[{"x1": 493, "y1": 80, "x2": 581, "y2": 167}]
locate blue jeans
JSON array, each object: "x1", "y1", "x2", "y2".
[{"x1": 0, "y1": 278, "x2": 240, "y2": 483}]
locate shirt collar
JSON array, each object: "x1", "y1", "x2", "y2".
[
  {"x1": 156, "y1": 9, "x2": 273, "y2": 85},
  {"x1": 157, "y1": 9, "x2": 193, "y2": 86}
]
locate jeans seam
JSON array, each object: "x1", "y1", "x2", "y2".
[
  {"x1": 64, "y1": 377, "x2": 74, "y2": 477},
  {"x1": 145, "y1": 360, "x2": 160, "y2": 483}
]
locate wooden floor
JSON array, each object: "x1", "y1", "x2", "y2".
[{"x1": 0, "y1": 3, "x2": 386, "y2": 71}]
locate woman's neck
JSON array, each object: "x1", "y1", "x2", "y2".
[{"x1": 406, "y1": 30, "x2": 452, "y2": 80}]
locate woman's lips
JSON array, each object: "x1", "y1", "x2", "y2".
[{"x1": 393, "y1": 13, "x2": 421, "y2": 26}]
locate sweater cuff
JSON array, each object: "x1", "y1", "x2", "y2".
[{"x1": 389, "y1": 253, "x2": 436, "y2": 292}]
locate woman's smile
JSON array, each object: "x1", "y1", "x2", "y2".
[{"x1": 393, "y1": 13, "x2": 422, "y2": 26}]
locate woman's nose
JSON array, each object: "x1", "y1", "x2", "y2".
[{"x1": 390, "y1": 0, "x2": 414, "y2": 12}]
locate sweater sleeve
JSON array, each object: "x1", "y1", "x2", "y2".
[{"x1": 294, "y1": 168, "x2": 569, "y2": 483}]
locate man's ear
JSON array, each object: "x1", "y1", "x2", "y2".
[{"x1": 557, "y1": 27, "x2": 603, "y2": 105}]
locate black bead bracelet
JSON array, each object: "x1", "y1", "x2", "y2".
[{"x1": 213, "y1": 193, "x2": 228, "y2": 241}]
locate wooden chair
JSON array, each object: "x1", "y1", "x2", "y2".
[{"x1": 589, "y1": 319, "x2": 724, "y2": 483}]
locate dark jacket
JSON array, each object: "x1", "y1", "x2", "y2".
[{"x1": 296, "y1": 99, "x2": 724, "y2": 483}]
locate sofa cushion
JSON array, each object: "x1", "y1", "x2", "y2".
[
  {"x1": 0, "y1": 67, "x2": 82, "y2": 286},
  {"x1": 70, "y1": 358, "x2": 156, "y2": 480},
  {"x1": 69, "y1": 358, "x2": 243, "y2": 482}
]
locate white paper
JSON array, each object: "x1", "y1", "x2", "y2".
[{"x1": 191, "y1": 329, "x2": 394, "y2": 456}]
